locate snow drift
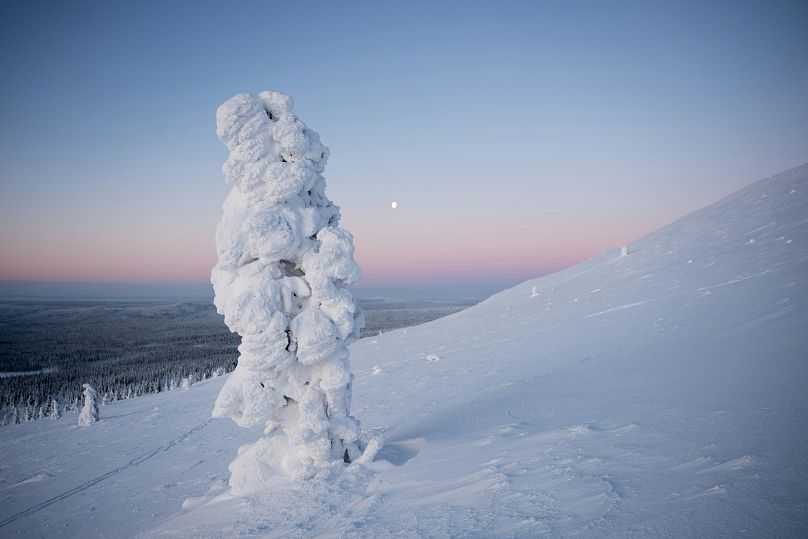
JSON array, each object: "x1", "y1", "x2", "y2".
[{"x1": 1, "y1": 164, "x2": 806, "y2": 537}]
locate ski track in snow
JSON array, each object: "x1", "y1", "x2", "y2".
[{"x1": 0, "y1": 419, "x2": 211, "y2": 529}]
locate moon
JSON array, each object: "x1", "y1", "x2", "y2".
[{"x1": 391, "y1": 201, "x2": 398, "y2": 209}]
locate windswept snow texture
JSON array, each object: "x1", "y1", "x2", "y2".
[{"x1": 2, "y1": 164, "x2": 808, "y2": 537}]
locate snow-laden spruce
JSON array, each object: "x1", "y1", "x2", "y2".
[
  {"x1": 78, "y1": 384, "x2": 99, "y2": 426},
  {"x1": 48, "y1": 399, "x2": 61, "y2": 420},
  {"x1": 211, "y1": 91, "x2": 365, "y2": 493}
]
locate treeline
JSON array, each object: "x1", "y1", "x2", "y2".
[{"x1": 0, "y1": 302, "x2": 239, "y2": 425}]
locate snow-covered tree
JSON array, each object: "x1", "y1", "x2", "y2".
[
  {"x1": 78, "y1": 383, "x2": 100, "y2": 426},
  {"x1": 49, "y1": 399, "x2": 61, "y2": 420},
  {"x1": 22, "y1": 400, "x2": 34, "y2": 421},
  {"x1": 211, "y1": 91, "x2": 364, "y2": 493}
]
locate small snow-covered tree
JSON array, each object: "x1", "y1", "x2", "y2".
[
  {"x1": 78, "y1": 383, "x2": 100, "y2": 426},
  {"x1": 211, "y1": 91, "x2": 364, "y2": 493},
  {"x1": 23, "y1": 402, "x2": 33, "y2": 422},
  {"x1": 49, "y1": 399, "x2": 61, "y2": 420}
]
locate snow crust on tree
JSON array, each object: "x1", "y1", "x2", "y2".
[
  {"x1": 78, "y1": 384, "x2": 100, "y2": 426},
  {"x1": 180, "y1": 374, "x2": 194, "y2": 390},
  {"x1": 211, "y1": 91, "x2": 364, "y2": 493},
  {"x1": 48, "y1": 399, "x2": 61, "y2": 420}
]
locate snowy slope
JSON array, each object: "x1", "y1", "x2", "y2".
[
  {"x1": 0, "y1": 378, "x2": 259, "y2": 537},
  {"x1": 2, "y1": 164, "x2": 807, "y2": 537}
]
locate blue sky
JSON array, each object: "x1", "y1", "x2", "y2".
[{"x1": 1, "y1": 0, "x2": 806, "y2": 288}]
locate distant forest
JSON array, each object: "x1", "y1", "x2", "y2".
[{"x1": 0, "y1": 300, "x2": 467, "y2": 425}]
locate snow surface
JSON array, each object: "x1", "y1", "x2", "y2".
[{"x1": 2, "y1": 164, "x2": 807, "y2": 537}]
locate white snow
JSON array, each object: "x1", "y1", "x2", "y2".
[{"x1": 2, "y1": 164, "x2": 807, "y2": 536}]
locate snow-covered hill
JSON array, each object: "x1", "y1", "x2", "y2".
[{"x1": 2, "y1": 164, "x2": 807, "y2": 537}]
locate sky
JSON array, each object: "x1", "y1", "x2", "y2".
[{"x1": 0, "y1": 0, "x2": 806, "y2": 291}]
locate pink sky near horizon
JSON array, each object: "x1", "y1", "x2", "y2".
[
  {"x1": 0, "y1": 204, "x2": 667, "y2": 287},
  {"x1": 0, "y1": 152, "x2": 764, "y2": 289}
]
